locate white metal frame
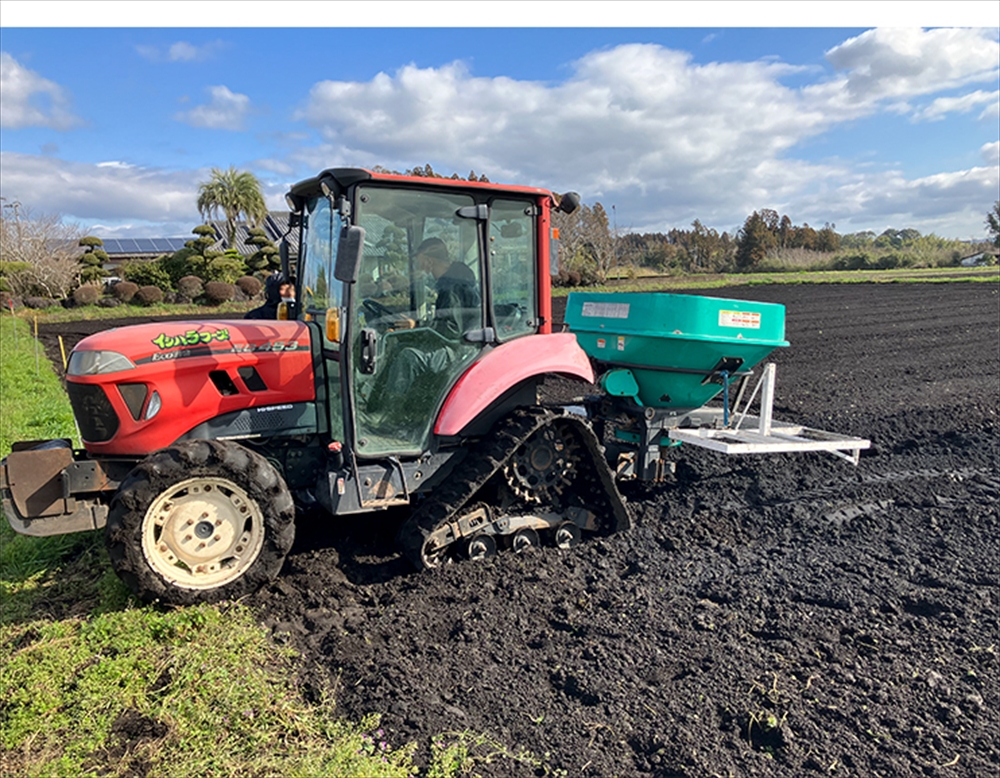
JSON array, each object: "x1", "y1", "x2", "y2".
[{"x1": 667, "y1": 363, "x2": 871, "y2": 465}]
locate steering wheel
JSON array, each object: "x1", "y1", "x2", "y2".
[{"x1": 363, "y1": 298, "x2": 413, "y2": 329}]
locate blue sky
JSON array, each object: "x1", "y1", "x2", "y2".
[{"x1": 1, "y1": 3, "x2": 998, "y2": 242}]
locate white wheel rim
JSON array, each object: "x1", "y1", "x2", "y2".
[{"x1": 141, "y1": 477, "x2": 265, "y2": 590}]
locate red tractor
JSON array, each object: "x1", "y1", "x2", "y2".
[
  {"x1": 1, "y1": 168, "x2": 867, "y2": 605},
  {"x1": 2, "y1": 169, "x2": 633, "y2": 604}
]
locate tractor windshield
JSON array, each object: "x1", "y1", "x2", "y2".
[{"x1": 351, "y1": 186, "x2": 486, "y2": 456}]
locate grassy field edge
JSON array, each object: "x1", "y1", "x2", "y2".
[{"x1": 0, "y1": 317, "x2": 428, "y2": 778}]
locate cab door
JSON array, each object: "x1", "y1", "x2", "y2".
[
  {"x1": 298, "y1": 195, "x2": 347, "y2": 442},
  {"x1": 350, "y1": 186, "x2": 486, "y2": 456}
]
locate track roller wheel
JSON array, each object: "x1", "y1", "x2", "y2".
[
  {"x1": 465, "y1": 534, "x2": 497, "y2": 561},
  {"x1": 511, "y1": 528, "x2": 540, "y2": 553},
  {"x1": 554, "y1": 521, "x2": 582, "y2": 550},
  {"x1": 418, "y1": 534, "x2": 453, "y2": 570}
]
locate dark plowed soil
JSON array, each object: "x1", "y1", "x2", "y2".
[{"x1": 37, "y1": 283, "x2": 999, "y2": 777}]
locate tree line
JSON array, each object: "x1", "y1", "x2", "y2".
[
  {"x1": 554, "y1": 202, "x2": 999, "y2": 284},
  {"x1": 2, "y1": 167, "x2": 997, "y2": 305}
]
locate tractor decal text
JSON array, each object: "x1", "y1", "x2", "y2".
[
  {"x1": 152, "y1": 329, "x2": 231, "y2": 350},
  {"x1": 229, "y1": 341, "x2": 303, "y2": 353}
]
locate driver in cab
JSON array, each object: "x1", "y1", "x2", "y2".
[
  {"x1": 366, "y1": 237, "x2": 480, "y2": 414},
  {"x1": 414, "y1": 237, "x2": 480, "y2": 339}
]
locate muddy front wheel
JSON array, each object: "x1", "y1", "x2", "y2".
[{"x1": 106, "y1": 440, "x2": 295, "y2": 605}]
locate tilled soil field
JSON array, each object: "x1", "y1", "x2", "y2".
[{"x1": 38, "y1": 283, "x2": 999, "y2": 777}]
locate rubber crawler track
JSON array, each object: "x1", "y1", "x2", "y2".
[{"x1": 397, "y1": 407, "x2": 631, "y2": 570}]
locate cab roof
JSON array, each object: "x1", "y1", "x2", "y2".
[{"x1": 288, "y1": 167, "x2": 556, "y2": 202}]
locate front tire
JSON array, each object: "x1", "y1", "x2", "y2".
[{"x1": 106, "y1": 440, "x2": 295, "y2": 605}]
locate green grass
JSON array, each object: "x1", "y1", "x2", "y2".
[
  {"x1": 1, "y1": 606, "x2": 416, "y2": 778},
  {"x1": 0, "y1": 313, "x2": 544, "y2": 777},
  {"x1": 553, "y1": 265, "x2": 999, "y2": 296},
  {"x1": 0, "y1": 315, "x2": 106, "y2": 626},
  {"x1": 0, "y1": 317, "x2": 79, "y2": 452},
  {"x1": 11, "y1": 300, "x2": 254, "y2": 325}
]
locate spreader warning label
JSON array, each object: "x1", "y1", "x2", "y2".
[
  {"x1": 719, "y1": 310, "x2": 761, "y2": 329},
  {"x1": 581, "y1": 301, "x2": 630, "y2": 319}
]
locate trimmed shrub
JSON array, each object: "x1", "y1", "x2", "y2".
[
  {"x1": 236, "y1": 275, "x2": 262, "y2": 298},
  {"x1": 157, "y1": 249, "x2": 200, "y2": 286},
  {"x1": 830, "y1": 252, "x2": 873, "y2": 271},
  {"x1": 0, "y1": 260, "x2": 32, "y2": 294},
  {"x1": 553, "y1": 269, "x2": 583, "y2": 287},
  {"x1": 205, "y1": 256, "x2": 246, "y2": 284},
  {"x1": 24, "y1": 296, "x2": 60, "y2": 309},
  {"x1": 875, "y1": 252, "x2": 915, "y2": 270},
  {"x1": 72, "y1": 285, "x2": 101, "y2": 307},
  {"x1": 111, "y1": 281, "x2": 139, "y2": 302},
  {"x1": 134, "y1": 285, "x2": 165, "y2": 306},
  {"x1": 122, "y1": 260, "x2": 174, "y2": 291},
  {"x1": 203, "y1": 281, "x2": 235, "y2": 304},
  {"x1": 177, "y1": 275, "x2": 204, "y2": 299}
]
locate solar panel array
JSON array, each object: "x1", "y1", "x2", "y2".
[
  {"x1": 98, "y1": 214, "x2": 300, "y2": 258},
  {"x1": 101, "y1": 237, "x2": 191, "y2": 255}
]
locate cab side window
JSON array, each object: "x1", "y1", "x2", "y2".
[{"x1": 489, "y1": 199, "x2": 536, "y2": 340}]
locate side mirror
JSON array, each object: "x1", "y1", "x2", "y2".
[
  {"x1": 556, "y1": 192, "x2": 580, "y2": 215},
  {"x1": 334, "y1": 225, "x2": 366, "y2": 283}
]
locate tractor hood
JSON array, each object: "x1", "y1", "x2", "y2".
[{"x1": 66, "y1": 319, "x2": 317, "y2": 456}]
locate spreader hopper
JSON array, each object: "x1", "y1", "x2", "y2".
[{"x1": 565, "y1": 291, "x2": 789, "y2": 412}]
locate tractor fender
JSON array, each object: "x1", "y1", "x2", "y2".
[{"x1": 434, "y1": 333, "x2": 594, "y2": 437}]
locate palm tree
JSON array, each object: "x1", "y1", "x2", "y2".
[{"x1": 196, "y1": 166, "x2": 268, "y2": 248}]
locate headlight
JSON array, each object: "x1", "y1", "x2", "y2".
[
  {"x1": 67, "y1": 350, "x2": 136, "y2": 376},
  {"x1": 144, "y1": 391, "x2": 162, "y2": 420}
]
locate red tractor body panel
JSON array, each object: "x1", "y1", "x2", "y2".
[
  {"x1": 434, "y1": 333, "x2": 594, "y2": 437},
  {"x1": 68, "y1": 320, "x2": 315, "y2": 456}
]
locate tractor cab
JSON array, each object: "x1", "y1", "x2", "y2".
[{"x1": 285, "y1": 168, "x2": 564, "y2": 459}]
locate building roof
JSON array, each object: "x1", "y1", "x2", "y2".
[
  {"x1": 100, "y1": 237, "x2": 191, "y2": 256},
  {"x1": 208, "y1": 212, "x2": 299, "y2": 257},
  {"x1": 97, "y1": 212, "x2": 299, "y2": 262}
]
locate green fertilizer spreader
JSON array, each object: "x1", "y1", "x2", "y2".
[{"x1": 565, "y1": 292, "x2": 789, "y2": 412}]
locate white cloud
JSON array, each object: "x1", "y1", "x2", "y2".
[
  {"x1": 291, "y1": 35, "x2": 999, "y2": 237},
  {"x1": 825, "y1": 28, "x2": 999, "y2": 102},
  {"x1": 135, "y1": 40, "x2": 226, "y2": 63},
  {"x1": 912, "y1": 90, "x2": 1000, "y2": 122},
  {"x1": 0, "y1": 152, "x2": 294, "y2": 238},
  {"x1": 0, "y1": 152, "x2": 200, "y2": 227},
  {"x1": 174, "y1": 85, "x2": 251, "y2": 131},
  {"x1": 6, "y1": 31, "x2": 994, "y2": 240},
  {"x1": 982, "y1": 141, "x2": 1000, "y2": 166},
  {"x1": 0, "y1": 52, "x2": 82, "y2": 130},
  {"x1": 979, "y1": 100, "x2": 1000, "y2": 123},
  {"x1": 298, "y1": 46, "x2": 830, "y2": 220}
]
